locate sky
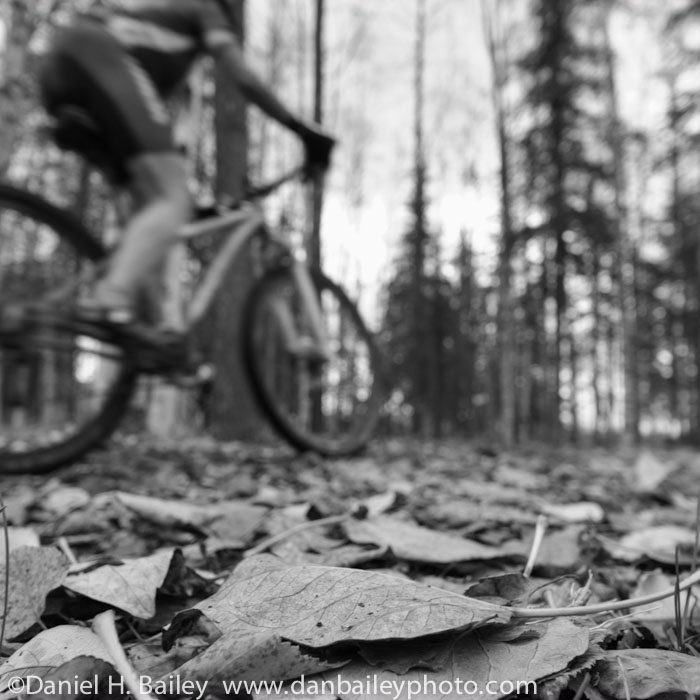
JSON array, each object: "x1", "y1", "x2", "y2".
[
  {"x1": 300, "y1": 0, "x2": 672, "y2": 323},
  {"x1": 248, "y1": 0, "x2": 501, "y2": 320}
]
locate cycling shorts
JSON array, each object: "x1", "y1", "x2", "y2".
[{"x1": 38, "y1": 19, "x2": 175, "y2": 166}]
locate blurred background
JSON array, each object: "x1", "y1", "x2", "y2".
[{"x1": 1, "y1": 0, "x2": 699, "y2": 447}]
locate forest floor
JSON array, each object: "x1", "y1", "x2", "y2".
[{"x1": 1, "y1": 436, "x2": 700, "y2": 699}]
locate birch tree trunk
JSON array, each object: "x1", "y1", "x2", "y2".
[{"x1": 602, "y1": 4, "x2": 639, "y2": 444}]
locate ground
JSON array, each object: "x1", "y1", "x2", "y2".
[{"x1": 1, "y1": 436, "x2": 700, "y2": 699}]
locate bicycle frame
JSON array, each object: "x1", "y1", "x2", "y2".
[{"x1": 175, "y1": 183, "x2": 331, "y2": 361}]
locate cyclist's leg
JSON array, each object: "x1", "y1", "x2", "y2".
[
  {"x1": 38, "y1": 20, "x2": 191, "y2": 322},
  {"x1": 100, "y1": 152, "x2": 190, "y2": 324}
]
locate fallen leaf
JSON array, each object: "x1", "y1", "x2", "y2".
[
  {"x1": 596, "y1": 649, "x2": 700, "y2": 698},
  {"x1": 0, "y1": 527, "x2": 40, "y2": 556},
  {"x1": 1, "y1": 655, "x2": 124, "y2": 700},
  {"x1": 63, "y1": 548, "x2": 175, "y2": 618},
  {"x1": 606, "y1": 526, "x2": 696, "y2": 563},
  {"x1": 271, "y1": 541, "x2": 388, "y2": 568},
  {"x1": 523, "y1": 526, "x2": 584, "y2": 573},
  {"x1": 344, "y1": 515, "x2": 510, "y2": 563},
  {"x1": 115, "y1": 492, "x2": 267, "y2": 534},
  {"x1": 264, "y1": 618, "x2": 589, "y2": 700},
  {"x1": 0, "y1": 626, "x2": 114, "y2": 695},
  {"x1": 170, "y1": 630, "x2": 347, "y2": 689},
  {"x1": 362, "y1": 491, "x2": 403, "y2": 516},
  {"x1": 541, "y1": 502, "x2": 605, "y2": 523},
  {"x1": 41, "y1": 486, "x2": 91, "y2": 517},
  {"x1": 0, "y1": 546, "x2": 69, "y2": 639},
  {"x1": 632, "y1": 450, "x2": 676, "y2": 494},
  {"x1": 493, "y1": 463, "x2": 547, "y2": 490},
  {"x1": 421, "y1": 500, "x2": 534, "y2": 527},
  {"x1": 464, "y1": 573, "x2": 545, "y2": 605},
  {"x1": 630, "y1": 571, "x2": 691, "y2": 623},
  {"x1": 173, "y1": 554, "x2": 511, "y2": 649}
]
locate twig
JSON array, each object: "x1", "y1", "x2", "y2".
[
  {"x1": 56, "y1": 537, "x2": 78, "y2": 566},
  {"x1": 571, "y1": 673, "x2": 590, "y2": 700},
  {"x1": 92, "y1": 610, "x2": 155, "y2": 700},
  {"x1": 243, "y1": 513, "x2": 352, "y2": 558},
  {"x1": 617, "y1": 655, "x2": 631, "y2": 700},
  {"x1": 510, "y1": 567, "x2": 700, "y2": 619},
  {"x1": 0, "y1": 500, "x2": 9, "y2": 654},
  {"x1": 523, "y1": 515, "x2": 548, "y2": 578},
  {"x1": 681, "y1": 492, "x2": 700, "y2": 638},
  {"x1": 674, "y1": 547, "x2": 684, "y2": 651}
]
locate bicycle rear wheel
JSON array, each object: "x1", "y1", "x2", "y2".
[
  {"x1": 0, "y1": 183, "x2": 136, "y2": 473},
  {"x1": 242, "y1": 266, "x2": 383, "y2": 456}
]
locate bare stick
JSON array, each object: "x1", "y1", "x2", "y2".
[
  {"x1": 92, "y1": 610, "x2": 155, "y2": 700},
  {"x1": 244, "y1": 513, "x2": 351, "y2": 558},
  {"x1": 511, "y1": 567, "x2": 700, "y2": 619},
  {"x1": 0, "y1": 499, "x2": 9, "y2": 654},
  {"x1": 523, "y1": 515, "x2": 548, "y2": 578}
]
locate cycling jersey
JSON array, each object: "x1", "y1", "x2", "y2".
[
  {"x1": 86, "y1": 0, "x2": 237, "y2": 96},
  {"x1": 38, "y1": 0, "x2": 238, "y2": 165}
]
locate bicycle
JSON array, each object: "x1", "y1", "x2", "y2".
[{"x1": 0, "y1": 107, "x2": 383, "y2": 474}]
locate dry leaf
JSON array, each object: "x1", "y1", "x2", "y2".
[
  {"x1": 632, "y1": 450, "x2": 676, "y2": 494},
  {"x1": 541, "y1": 502, "x2": 605, "y2": 523},
  {"x1": 173, "y1": 554, "x2": 511, "y2": 649},
  {"x1": 596, "y1": 649, "x2": 700, "y2": 698},
  {"x1": 115, "y1": 492, "x2": 267, "y2": 536},
  {"x1": 0, "y1": 546, "x2": 69, "y2": 639},
  {"x1": 0, "y1": 626, "x2": 114, "y2": 696},
  {"x1": 0, "y1": 526, "x2": 40, "y2": 556},
  {"x1": 63, "y1": 548, "x2": 175, "y2": 618},
  {"x1": 263, "y1": 618, "x2": 589, "y2": 700},
  {"x1": 606, "y1": 525, "x2": 696, "y2": 563},
  {"x1": 170, "y1": 630, "x2": 347, "y2": 689},
  {"x1": 344, "y1": 515, "x2": 509, "y2": 563}
]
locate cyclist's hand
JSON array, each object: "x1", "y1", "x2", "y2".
[{"x1": 297, "y1": 121, "x2": 336, "y2": 176}]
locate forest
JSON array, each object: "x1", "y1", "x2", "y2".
[
  {"x1": 1, "y1": 0, "x2": 700, "y2": 448},
  {"x1": 7, "y1": 4, "x2": 700, "y2": 700}
]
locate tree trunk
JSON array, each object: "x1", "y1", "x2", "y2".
[
  {"x1": 0, "y1": 1, "x2": 37, "y2": 175},
  {"x1": 482, "y1": 0, "x2": 517, "y2": 445},
  {"x1": 209, "y1": 0, "x2": 264, "y2": 441},
  {"x1": 308, "y1": 0, "x2": 325, "y2": 271},
  {"x1": 602, "y1": 5, "x2": 639, "y2": 444}
]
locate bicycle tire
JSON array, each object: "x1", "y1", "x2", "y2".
[
  {"x1": 0, "y1": 182, "x2": 137, "y2": 474},
  {"x1": 242, "y1": 266, "x2": 383, "y2": 456}
]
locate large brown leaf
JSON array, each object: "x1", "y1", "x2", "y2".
[{"x1": 175, "y1": 555, "x2": 511, "y2": 648}]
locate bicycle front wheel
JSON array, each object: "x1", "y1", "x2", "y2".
[
  {"x1": 242, "y1": 267, "x2": 383, "y2": 456},
  {"x1": 0, "y1": 183, "x2": 136, "y2": 474}
]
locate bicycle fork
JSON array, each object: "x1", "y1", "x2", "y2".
[{"x1": 272, "y1": 259, "x2": 331, "y2": 362}]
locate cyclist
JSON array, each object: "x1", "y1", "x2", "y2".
[{"x1": 38, "y1": 0, "x2": 334, "y2": 326}]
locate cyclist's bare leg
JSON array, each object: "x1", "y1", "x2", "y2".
[{"x1": 94, "y1": 152, "x2": 191, "y2": 323}]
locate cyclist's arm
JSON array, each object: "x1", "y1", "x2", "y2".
[{"x1": 211, "y1": 40, "x2": 308, "y2": 136}]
